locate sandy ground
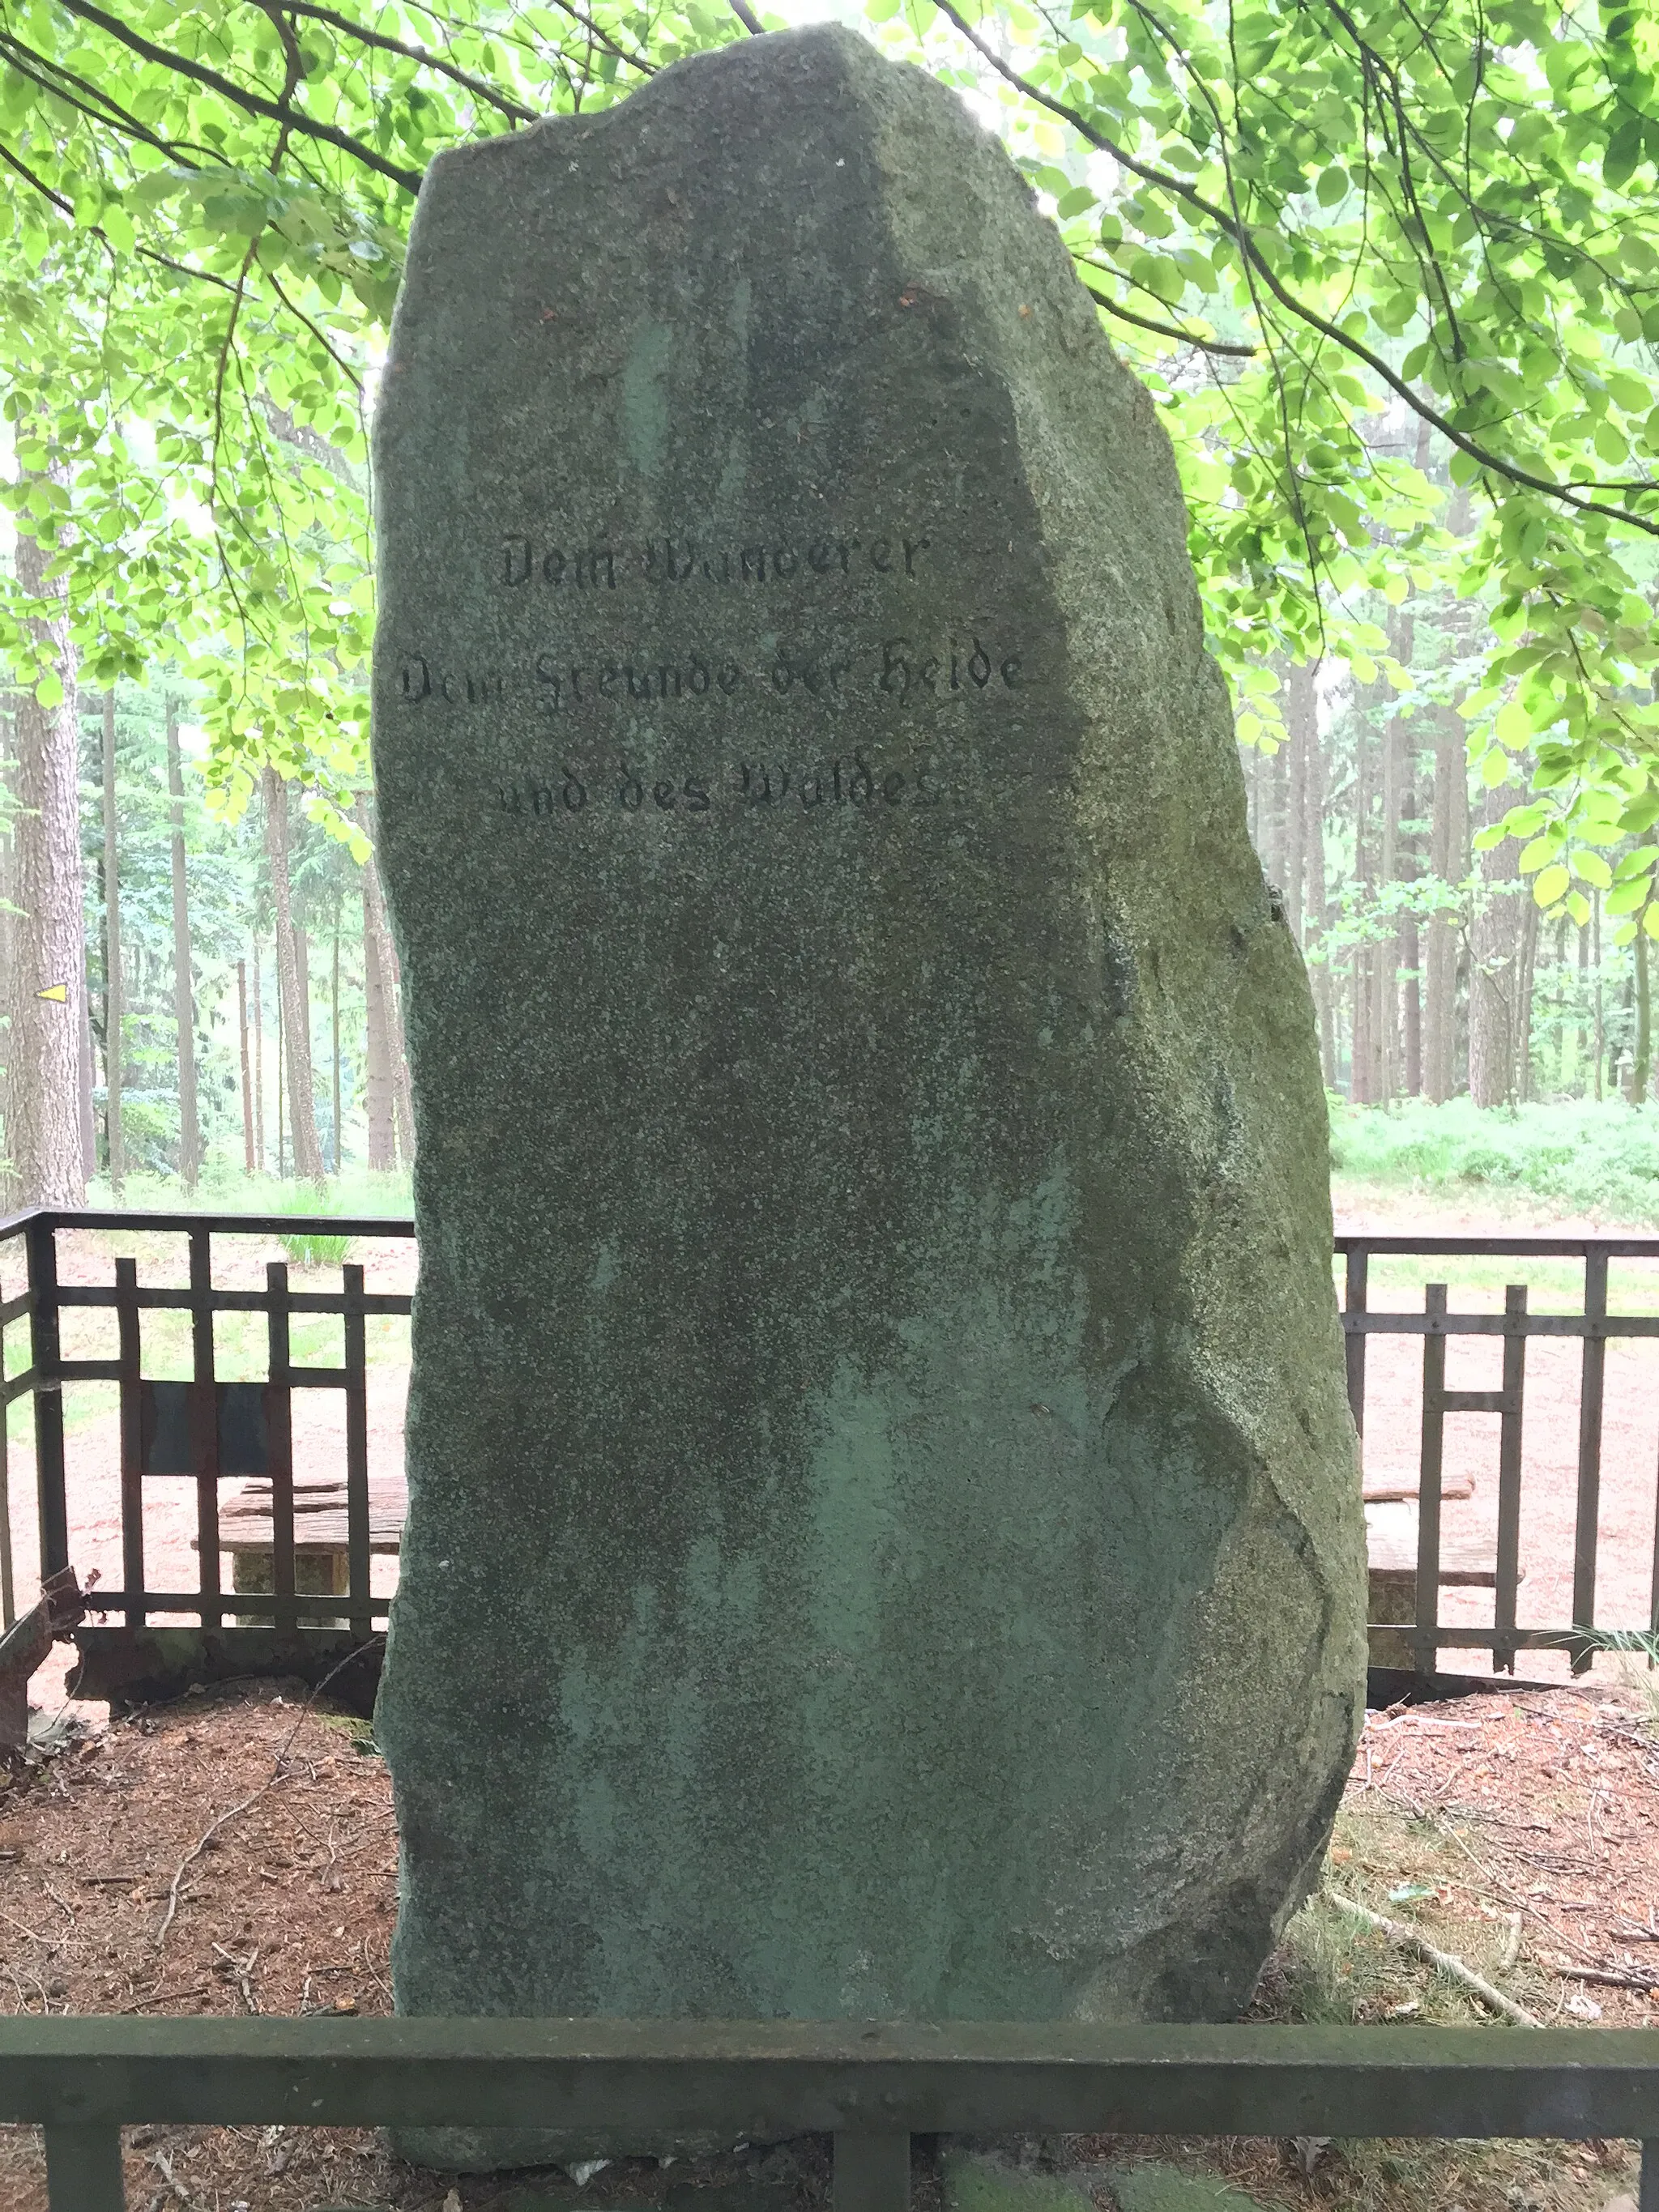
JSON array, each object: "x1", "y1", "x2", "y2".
[{"x1": 0, "y1": 1680, "x2": 1652, "y2": 2212}]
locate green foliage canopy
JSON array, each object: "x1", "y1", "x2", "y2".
[{"x1": 1, "y1": 0, "x2": 1657, "y2": 922}]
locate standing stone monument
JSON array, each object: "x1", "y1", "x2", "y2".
[{"x1": 372, "y1": 23, "x2": 1366, "y2": 2170}]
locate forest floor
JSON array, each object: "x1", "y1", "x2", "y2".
[{"x1": 0, "y1": 1679, "x2": 1654, "y2": 2212}]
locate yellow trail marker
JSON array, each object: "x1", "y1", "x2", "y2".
[{"x1": 35, "y1": 983, "x2": 67, "y2": 1002}]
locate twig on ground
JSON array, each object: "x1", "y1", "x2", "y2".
[
  {"x1": 1324, "y1": 1887, "x2": 1541, "y2": 2026},
  {"x1": 1554, "y1": 1965, "x2": 1659, "y2": 1993},
  {"x1": 0, "y1": 1904, "x2": 52, "y2": 1946},
  {"x1": 153, "y1": 1639, "x2": 382, "y2": 1947}
]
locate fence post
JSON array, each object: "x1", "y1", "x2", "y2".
[
  {"x1": 43, "y1": 2122, "x2": 126, "y2": 2210},
  {"x1": 834, "y1": 2131, "x2": 911, "y2": 2212},
  {"x1": 1343, "y1": 1243, "x2": 1369, "y2": 1437},
  {"x1": 24, "y1": 1216, "x2": 67, "y2": 1581},
  {"x1": 1414, "y1": 1282, "x2": 1448, "y2": 1681},
  {"x1": 1572, "y1": 1247, "x2": 1609, "y2": 1675}
]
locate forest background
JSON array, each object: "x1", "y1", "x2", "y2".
[{"x1": 2, "y1": 0, "x2": 1659, "y2": 1217}]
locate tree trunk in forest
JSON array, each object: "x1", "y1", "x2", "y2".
[
  {"x1": 296, "y1": 924, "x2": 318, "y2": 1168},
  {"x1": 5, "y1": 487, "x2": 87, "y2": 1209},
  {"x1": 1515, "y1": 893, "x2": 1540, "y2": 1102},
  {"x1": 331, "y1": 910, "x2": 343, "y2": 1176},
  {"x1": 386, "y1": 923, "x2": 415, "y2": 1165},
  {"x1": 101, "y1": 693, "x2": 124, "y2": 1194},
  {"x1": 237, "y1": 959, "x2": 254, "y2": 1174},
  {"x1": 1292, "y1": 663, "x2": 1336, "y2": 1084},
  {"x1": 1469, "y1": 778, "x2": 1526, "y2": 1106},
  {"x1": 1400, "y1": 765, "x2": 1422, "y2": 1097},
  {"x1": 1593, "y1": 893, "x2": 1606, "y2": 1101},
  {"x1": 276, "y1": 980, "x2": 286, "y2": 1178},
  {"x1": 1286, "y1": 693, "x2": 1307, "y2": 944},
  {"x1": 262, "y1": 767, "x2": 324, "y2": 1184},
  {"x1": 166, "y1": 704, "x2": 200, "y2": 1191},
  {"x1": 0, "y1": 708, "x2": 14, "y2": 1177},
  {"x1": 252, "y1": 938, "x2": 266, "y2": 1171},
  {"x1": 353, "y1": 794, "x2": 412, "y2": 1170},
  {"x1": 1635, "y1": 911, "x2": 1652, "y2": 1106},
  {"x1": 1350, "y1": 706, "x2": 1376, "y2": 1105},
  {"x1": 1424, "y1": 714, "x2": 1465, "y2": 1102}
]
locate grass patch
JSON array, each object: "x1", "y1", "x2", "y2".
[
  {"x1": 1329, "y1": 1097, "x2": 1659, "y2": 1225},
  {"x1": 1259, "y1": 1797, "x2": 1552, "y2": 2028}
]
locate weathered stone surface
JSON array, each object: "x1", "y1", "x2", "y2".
[
  {"x1": 370, "y1": 19, "x2": 1366, "y2": 2169},
  {"x1": 941, "y1": 2149, "x2": 1095, "y2": 2212}
]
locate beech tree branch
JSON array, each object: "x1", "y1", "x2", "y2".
[
  {"x1": 53, "y1": 0, "x2": 424, "y2": 193},
  {"x1": 932, "y1": 0, "x2": 1659, "y2": 535}
]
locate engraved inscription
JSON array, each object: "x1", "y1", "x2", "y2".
[
  {"x1": 401, "y1": 637, "x2": 1025, "y2": 715},
  {"x1": 500, "y1": 527, "x2": 932, "y2": 590},
  {"x1": 497, "y1": 751, "x2": 949, "y2": 820}
]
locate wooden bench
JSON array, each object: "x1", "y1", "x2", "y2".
[{"x1": 212, "y1": 1477, "x2": 407, "y2": 1626}]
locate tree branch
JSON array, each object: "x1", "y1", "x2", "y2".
[
  {"x1": 932, "y1": 0, "x2": 1659, "y2": 536},
  {"x1": 53, "y1": 0, "x2": 424, "y2": 194},
  {"x1": 281, "y1": 1, "x2": 539, "y2": 119},
  {"x1": 1077, "y1": 265, "x2": 1258, "y2": 355}
]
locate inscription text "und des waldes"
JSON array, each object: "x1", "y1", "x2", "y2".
[{"x1": 499, "y1": 532, "x2": 932, "y2": 590}]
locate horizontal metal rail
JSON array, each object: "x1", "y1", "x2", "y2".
[{"x1": 0, "y1": 2019, "x2": 1656, "y2": 2212}]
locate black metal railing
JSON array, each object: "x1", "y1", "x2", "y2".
[
  {"x1": 3, "y1": 2016, "x2": 1659, "y2": 2212},
  {"x1": 1339, "y1": 1233, "x2": 1659, "y2": 1677},
  {"x1": 4, "y1": 1213, "x2": 1659, "y2": 1699},
  {"x1": 0, "y1": 1208, "x2": 414, "y2": 1715}
]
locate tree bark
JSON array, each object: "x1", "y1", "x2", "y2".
[
  {"x1": 1423, "y1": 714, "x2": 1463, "y2": 1102},
  {"x1": 1468, "y1": 778, "x2": 1526, "y2": 1107},
  {"x1": 252, "y1": 937, "x2": 266, "y2": 1170},
  {"x1": 354, "y1": 795, "x2": 395, "y2": 1172},
  {"x1": 331, "y1": 908, "x2": 343, "y2": 1175},
  {"x1": 101, "y1": 693, "x2": 124, "y2": 1194},
  {"x1": 1635, "y1": 910, "x2": 1652, "y2": 1106},
  {"x1": 166, "y1": 703, "x2": 200, "y2": 1191},
  {"x1": 237, "y1": 958, "x2": 254, "y2": 1174},
  {"x1": 1593, "y1": 892, "x2": 1605, "y2": 1101},
  {"x1": 5, "y1": 484, "x2": 87, "y2": 1209},
  {"x1": 262, "y1": 766, "x2": 324, "y2": 1184}
]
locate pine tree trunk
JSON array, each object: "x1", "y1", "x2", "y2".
[
  {"x1": 5, "y1": 485, "x2": 87, "y2": 1209},
  {"x1": 1593, "y1": 893, "x2": 1605, "y2": 1102},
  {"x1": 386, "y1": 922, "x2": 416, "y2": 1166},
  {"x1": 237, "y1": 959, "x2": 254, "y2": 1174},
  {"x1": 1351, "y1": 709, "x2": 1375, "y2": 1105},
  {"x1": 1634, "y1": 911, "x2": 1651, "y2": 1106},
  {"x1": 252, "y1": 938, "x2": 266, "y2": 1171},
  {"x1": 1469, "y1": 780, "x2": 1525, "y2": 1107},
  {"x1": 101, "y1": 693, "x2": 124, "y2": 1193},
  {"x1": 1423, "y1": 717, "x2": 1461, "y2": 1102},
  {"x1": 1516, "y1": 894, "x2": 1541, "y2": 1102},
  {"x1": 166, "y1": 704, "x2": 199, "y2": 1191},
  {"x1": 354, "y1": 796, "x2": 394, "y2": 1172},
  {"x1": 0, "y1": 707, "x2": 14, "y2": 1176},
  {"x1": 1297, "y1": 664, "x2": 1336, "y2": 1084},
  {"x1": 331, "y1": 910, "x2": 343, "y2": 1176},
  {"x1": 1285, "y1": 676, "x2": 1308, "y2": 942},
  {"x1": 262, "y1": 767, "x2": 324, "y2": 1184}
]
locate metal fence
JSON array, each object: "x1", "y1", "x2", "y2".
[
  {"x1": 3, "y1": 1212, "x2": 1659, "y2": 1701},
  {"x1": 3, "y1": 2016, "x2": 1658, "y2": 2212},
  {"x1": 0, "y1": 1208, "x2": 414, "y2": 1715},
  {"x1": 1339, "y1": 1233, "x2": 1659, "y2": 1677}
]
